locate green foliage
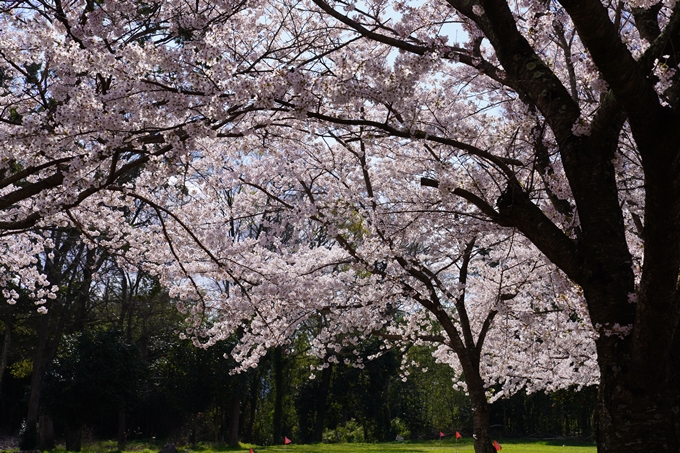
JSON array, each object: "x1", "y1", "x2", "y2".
[
  {"x1": 42, "y1": 329, "x2": 147, "y2": 428},
  {"x1": 322, "y1": 419, "x2": 365, "y2": 443},
  {"x1": 9, "y1": 357, "x2": 32, "y2": 378},
  {"x1": 490, "y1": 386, "x2": 597, "y2": 438},
  {"x1": 8, "y1": 107, "x2": 22, "y2": 124},
  {"x1": 293, "y1": 367, "x2": 321, "y2": 441},
  {"x1": 157, "y1": 338, "x2": 245, "y2": 414},
  {"x1": 389, "y1": 418, "x2": 410, "y2": 439},
  {"x1": 398, "y1": 346, "x2": 472, "y2": 435},
  {"x1": 151, "y1": 335, "x2": 250, "y2": 444},
  {"x1": 307, "y1": 341, "x2": 472, "y2": 442}
]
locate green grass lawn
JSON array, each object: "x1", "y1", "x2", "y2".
[
  {"x1": 244, "y1": 440, "x2": 595, "y2": 453},
  {"x1": 50, "y1": 439, "x2": 596, "y2": 453}
]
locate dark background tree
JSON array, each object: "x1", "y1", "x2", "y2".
[
  {"x1": 1, "y1": 305, "x2": 597, "y2": 447},
  {"x1": 41, "y1": 329, "x2": 146, "y2": 451}
]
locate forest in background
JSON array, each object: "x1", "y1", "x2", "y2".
[{"x1": 0, "y1": 229, "x2": 595, "y2": 450}]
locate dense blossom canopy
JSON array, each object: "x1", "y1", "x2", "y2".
[{"x1": 2, "y1": 0, "x2": 680, "y2": 450}]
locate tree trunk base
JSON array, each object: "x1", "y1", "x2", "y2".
[
  {"x1": 65, "y1": 426, "x2": 82, "y2": 452},
  {"x1": 39, "y1": 415, "x2": 54, "y2": 450}
]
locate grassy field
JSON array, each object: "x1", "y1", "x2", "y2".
[
  {"x1": 241, "y1": 440, "x2": 596, "y2": 453},
  {"x1": 45, "y1": 439, "x2": 596, "y2": 453}
]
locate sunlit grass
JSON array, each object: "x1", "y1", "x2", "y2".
[
  {"x1": 45, "y1": 438, "x2": 596, "y2": 453},
  {"x1": 246, "y1": 439, "x2": 595, "y2": 453}
]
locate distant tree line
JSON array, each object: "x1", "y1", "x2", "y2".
[{"x1": 0, "y1": 229, "x2": 596, "y2": 450}]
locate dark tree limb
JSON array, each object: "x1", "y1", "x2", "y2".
[{"x1": 558, "y1": 0, "x2": 666, "y2": 138}]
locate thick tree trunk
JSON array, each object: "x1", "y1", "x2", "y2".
[
  {"x1": 466, "y1": 373, "x2": 497, "y2": 453},
  {"x1": 190, "y1": 414, "x2": 198, "y2": 447},
  {"x1": 595, "y1": 326, "x2": 680, "y2": 452},
  {"x1": 26, "y1": 310, "x2": 50, "y2": 430},
  {"x1": 0, "y1": 320, "x2": 11, "y2": 393},
  {"x1": 39, "y1": 414, "x2": 55, "y2": 450},
  {"x1": 578, "y1": 140, "x2": 680, "y2": 452},
  {"x1": 65, "y1": 425, "x2": 83, "y2": 452},
  {"x1": 313, "y1": 363, "x2": 333, "y2": 442},
  {"x1": 272, "y1": 346, "x2": 284, "y2": 444},
  {"x1": 118, "y1": 406, "x2": 127, "y2": 451},
  {"x1": 227, "y1": 396, "x2": 240, "y2": 447},
  {"x1": 245, "y1": 371, "x2": 260, "y2": 442}
]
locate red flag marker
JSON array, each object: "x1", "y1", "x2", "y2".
[
  {"x1": 456, "y1": 431, "x2": 462, "y2": 439},
  {"x1": 249, "y1": 449, "x2": 254, "y2": 453},
  {"x1": 440, "y1": 432, "x2": 446, "y2": 438},
  {"x1": 493, "y1": 440, "x2": 502, "y2": 451},
  {"x1": 284, "y1": 437, "x2": 292, "y2": 445}
]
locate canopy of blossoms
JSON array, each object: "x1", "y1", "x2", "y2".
[{"x1": 2, "y1": 0, "x2": 678, "y2": 450}]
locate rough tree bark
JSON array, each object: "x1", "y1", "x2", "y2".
[
  {"x1": 0, "y1": 320, "x2": 11, "y2": 394},
  {"x1": 39, "y1": 415, "x2": 55, "y2": 450},
  {"x1": 26, "y1": 310, "x2": 50, "y2": 434},
  {"x1": 118, "y1": 407, "x2": 127, "y2": 451},
  {"x1": 313, "y1": 363, "x2": 333, "y2": 442},
  {"x1": 244, "y1": 371, "x2": 261, "y2": 442},
  {"x1": 227, "y1": 396, "x2": 241, "y2": 447},
  {"x1": 272, "y1": 346, "x2": 285, "y2": 444}
]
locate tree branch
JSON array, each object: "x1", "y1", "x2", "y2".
[
  {"x1": 632, "y1": 5, "x2": 662, "y2": 42},
  {"x1": 276, "y1": 101, "x2": 523, "y2": 177},
  {"x1": 558, "y1": 0, "x2": 666, "y2": 138},
  {"x1": 454, "y1": 239, "x2": 478, "y2": 354},
  {"x1": 448, "y1": 0, "x2": 580, "y2": 143},
  {"x1": 496, "y1": 181, "x2": 584, "y2": 284},
  {"x1": 309, "y1": 0, "x2": 519, "y2": 91},
  {"x1": 372, "y1": 331, "x2": 447, "y2": 344},
  {"x1": 475, "y1": 308, "x2": 498, "y2": 358}
]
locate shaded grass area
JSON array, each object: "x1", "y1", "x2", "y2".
[{"x1": 41, "y1": 439, "x2": 596, "y2": 453}]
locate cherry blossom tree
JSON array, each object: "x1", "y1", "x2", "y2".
[
  {"x1": 131, "y1": 130, "x2": 595, "y2": 452},
  {"x1": 2, "y1": 0, "x2": 680, "y2": 451},
  {"x1": 0, "y1": 0, "x2": 257, "y2": 308}
]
